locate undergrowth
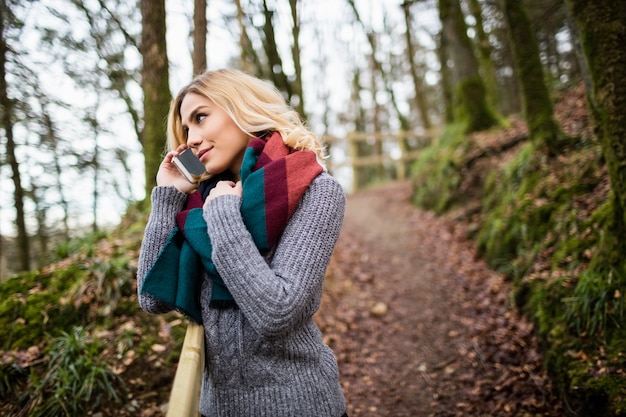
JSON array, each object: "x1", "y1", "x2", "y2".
[
  {"x1": 410, "y1": 103, "x2": 626, "y2": 414},
  {"x1": 0, "y1": 201, "x2": 182, "y2": 416},
  {"x1": 12, "y1": 327, "x2": 124, "y2": 416},
  {"x1": 411, "y1": 123, "x2": 467, "y2": 213}
]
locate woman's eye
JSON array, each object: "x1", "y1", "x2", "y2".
[
  {"x1": 196, "y1": 113, "x2": 207, "y2": 123},
  {"x1": 182, "y1": 127, "x2": 189, "y2": 137}
]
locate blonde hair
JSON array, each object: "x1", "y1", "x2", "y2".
[{"x1": 167, "y1": 68, "x2": 325, "y2": 161}]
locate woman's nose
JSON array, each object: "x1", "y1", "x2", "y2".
[{"x1": 186, "y1": 128, "x2": 202, "y2": 148}]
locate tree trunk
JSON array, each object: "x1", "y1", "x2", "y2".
[
  {"x1": 566, "y1": 0, "x2": 626, "y2": 273},
  {"x1": 402, "y1": 1, "x2": 432, "y2": 130},
  {"x1": 92, "y1": 138, "x2": 99, "y2": 233},
  {"x1": 369, "y1": 64, "x2": 385, "y2": 182},
  {"x1": 140, "y1": 0, "x2": 171, "y2": 199},
  {"x1": 233, "y1": 0, "x2": 264, "y2": 77},
  {"x1": 349, "y1": 70, "x2": 367, "y2": 191},
  {"x1": 288, "y1": 0, "x2": 305, "y2": 118},
  {"x1": 30, "y1": 184, "x2": 49, "y2": 266},
  {"x1": 437, "y1": 30, "x2": 454, "y2": 124},
  {"x1": 0, "y1": 1, "x2": 30, "y2": 271},
  {"x1": 467, "y1": 0, "x2": 499, "y2": 110},
  {"x1": 42, "y1": 110, "x2": 70, "y2": 238},
  {"x1": 347, "y1": 0, "x2": 410, "y2": 131},
  {"x1": 502, "y1": 0, "x2": 562, "y2": 154},
  {"x1": 494, "y1": 18, "x2": 521, "y2": 115},
  {"x1": 261, "y1": 1, "x2": 293, "y2": 100},
  {"x1": 439, "y1": 0, "x2": 498, "y2": 133},
  {"x1": 192, "y1": 0, "x2": 207, "y2": 76}
]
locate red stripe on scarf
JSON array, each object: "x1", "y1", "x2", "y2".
[
  {"x1": 263, "y1": 158, "x2": 288, "y2": 247},
  {"x1": 285, "y1": 152, "x2": 320, "y2": 214},
  {"x1": 177, "y1": 191, "x2": 204, "y2": 233},
  {"x1": 256, "y1": 132, "x2": 323, "y2": 247}
]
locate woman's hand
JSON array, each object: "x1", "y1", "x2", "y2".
[
  {"x1": 156, "y1": 144, "x2": 197, "y2": 194},
  {"x1": 204, "y1": 180, "x2": 242, "y2": 208}
]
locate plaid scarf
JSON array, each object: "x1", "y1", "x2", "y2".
[{"x1": 141, "y1": 132, "x2": 324, "y2": 323}]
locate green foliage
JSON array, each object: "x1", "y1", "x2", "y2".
[
  {"x1": 411, "y1": 123, "x2": 466, "y2": 213},
  {"x1": 564, "y1": 268, "x2": 626, "y2": 338},
  {"x1": 50, "y1": 230, "x2": 108, "y2": 262},
  {"x1": 0, "y1": 224, "x2": 139, "y2": 350},
  {"x1": 0, "y1": 360, "x2": 28, "y2": 403},
  {"x1": 476, "y1": 137, "x2": 625, "y2": 413},
  {"x1": 19, "y1": 327, "x2": 124, "y2": 416},
  {"x1": 476, "y1": 142, "x2": 540, "y2": 273},
  {"x1": 70, "y1": 254, "x2": 136, "y2": 320},
  {"x1": 522, "y1": 276, "x2": 569, "y2": 339}
]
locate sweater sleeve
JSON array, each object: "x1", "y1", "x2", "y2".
[
  {"x1": 136, "y1": 186, "x2": 188, "y2": 314},
  {"x1": 204, "y1": 173, "x2": 346, "y2": 338}
]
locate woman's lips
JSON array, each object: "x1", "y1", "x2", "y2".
[{"x1": 197, "y1": 147, "x2": 211, "y2": 161}]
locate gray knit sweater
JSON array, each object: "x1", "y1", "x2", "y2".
[{"x1": 136, "y1": 172, "x2": 347, "y2": 417}]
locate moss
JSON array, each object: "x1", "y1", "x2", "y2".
[
  {"x1": 0, "y1": 290, "x2": 88, "y2": 350},
  {"x1": 477, "y1": 159, "x2": 556, "y2": 277},
  {"x1": 0, "y1": 265, "x2": 92, "y2": 349},
  {"x1": 0, "y1": 228, "x2": 141, "y2": 350},
  {"x1": 522, "y1": 277, "x2": 569, "y2": 338},
  {"x1": 411, "y1": 123, "x2": 467, "y2": 213},
  {"x1": 455, "y1": 76, "x2": 500, "y2": 133},
  {"x1": 540, "y1": 327, "x2": 626, "y2": 415},
  {"x1": 474, "y1": 139, "x2": 608, "y2": 288}
]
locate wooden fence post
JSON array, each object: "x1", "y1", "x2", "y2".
[{"x1": 348, "y1": 133, "x2": 360, "y2": 192}]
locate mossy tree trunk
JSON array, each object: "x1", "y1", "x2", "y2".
[
  {"x1": 502, "y1": 0, "x2": 563, "y2": 155},
  {"x1": 439, "y1": 0, "x2": 499, "y2": 133},
  {"x1": 438, "y1": 29, "x2": 454, "y2": 124},
  {"x1": 566, "y1": 0, "x2": 626, "y2": 274},
  {"x1": 140, "y1": 0, "x2": 171, "y2": 199}
]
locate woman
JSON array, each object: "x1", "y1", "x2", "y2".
[{"x1": 136, "y1": 68, "x2": 347, "y2": 417}]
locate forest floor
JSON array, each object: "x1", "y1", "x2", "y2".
[{"x1": 316, "y1": 180, "x2": 565, "y2": 417}]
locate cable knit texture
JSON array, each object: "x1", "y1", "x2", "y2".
[{"x1": 136, "y1": 173, "x2": 347, "y2": 417}]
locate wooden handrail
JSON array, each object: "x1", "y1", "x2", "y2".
[
  {"x1": 323, "y1": 130, "x2": 439, "y2": 190},
  {"x1": 322, "y1": 129, "x2": 438, "y2": 143},
  {"x1": 166, "y1": 322, "x2": 204, "y2": 417}
]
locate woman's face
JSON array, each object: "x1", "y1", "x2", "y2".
[{"x1": 179, "y1": 92, "x2": 251, "y2": 177}]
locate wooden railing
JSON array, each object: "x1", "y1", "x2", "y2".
[{"x1": 323, "y1": 130, "x2": 437, "y2": 191}]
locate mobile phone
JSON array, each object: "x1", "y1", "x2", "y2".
[{"x1": 172, "y1": 148, "x2": 207, "y2": 183}]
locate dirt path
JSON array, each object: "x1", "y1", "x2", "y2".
[{"x1": 316, "y1": 181, "x2": 563, "y2": 417}]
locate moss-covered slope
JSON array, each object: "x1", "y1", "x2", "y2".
[{"x1": 411, "y1": 84, "x2": 626, "y2": 415}]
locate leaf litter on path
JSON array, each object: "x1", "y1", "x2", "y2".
[{"x1": 315, "y1": 181, "x2": 563, "y2": 417}]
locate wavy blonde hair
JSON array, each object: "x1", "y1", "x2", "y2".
[{"x1": 167, "y1": 68, "x2": 325, "y2": 161}]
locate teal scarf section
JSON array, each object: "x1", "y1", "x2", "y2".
[{"x1": 141, "y1": 132, "x2": 323, "y2": 324}]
